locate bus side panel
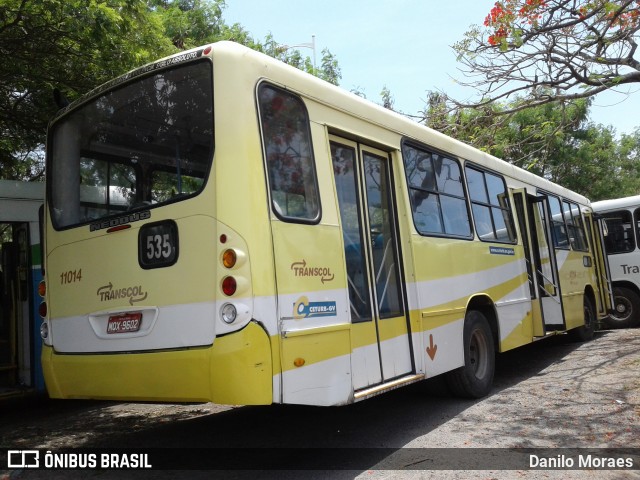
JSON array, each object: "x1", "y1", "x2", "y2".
[
  {"x1": 411, "y1": 235, "x2": 531, "y2": 374},
  {"x1": 271, "y1": 220, "x2": 353, "y2": 405}
]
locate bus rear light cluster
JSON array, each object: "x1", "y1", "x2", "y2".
[
  {"x1": 221, "y1": 303, "x2": 237, "y2": 323},
  {"x1": 221, "y1": 276, "x2": 237, "y2": 296},
  {"x1": 38, "y1": 280, "x2": 47, "y2": 318},
  {"x1": 40, "y1": 322, "x2": 49, "y2": 340},
  {"x1": 38, "y1": 280, "x2": 48, "y2": 340},
  {"x1": 38, "y1": 280, "x2": 46, "y2": 297},
  {"x1": 220, "y1": 236, "x2": 242, "y2": 296},
  {"x1": 222, "y1": 249, "x2": 237, "y2": 269}
]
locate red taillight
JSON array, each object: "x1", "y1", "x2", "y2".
[
  {"x1": 222, "y1": 276, "x2": 237, "y2": 296},
  {"x1": 39, "y1": 302, "x2": 47, "y2": 318}
]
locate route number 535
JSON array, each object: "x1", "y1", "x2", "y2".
[
  {"x1": 138, "y1": 221, "x2": 179, "y2": 269},
  {"x1": 146, "y1": 233, "x2": 172, "y2": 260}
]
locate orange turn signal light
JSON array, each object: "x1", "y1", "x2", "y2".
[{"x1": 222, "y1": 249, "x2": 237, "y2": 269}]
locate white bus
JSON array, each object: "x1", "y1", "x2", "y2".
[
  {"x1": 593, "y1": 195, "x2": 640, "y2": 328},
  {"x1": 0, "y1": 180, "x2": 46, "y2": 397},
  {"x1": 40, "y1": 42, "x2": 611, "y2": 406}
]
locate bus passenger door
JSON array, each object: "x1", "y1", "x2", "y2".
[
  {"x1": 585, "y1": 212, "x2": 614, "y2": 315},
  {"x1": 530, "y1": 195, "x2": 565, "y2": 329},
  {"x1": 0, "y1": 223, "x2": 32, "y2": 391},
  {"x1": 330, "y1": 137, "x2": 413, "y2": 391},
  {"x1": 512, "y1": 190, "x2": 564, "y2": 334}
]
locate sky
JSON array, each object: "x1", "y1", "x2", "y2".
[{"x1": 223, "y1": 0, "x2": 640, "y2": 136}]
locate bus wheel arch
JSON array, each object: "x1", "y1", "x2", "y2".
[
  {"x1": 606, "y1": 282, "x2": 640, "y2": 329},
  {"x1": 445, "y1": 298, "x2": 496, "y2": 399},
  {"x1": 568, "y1": 292, "x2": 596, "y2": 342},
  {"x1": 465, "y1": 295, "x2": 499, "y2": 349}
]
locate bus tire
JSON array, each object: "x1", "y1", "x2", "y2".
[
  {"x1": 568, "y1": 296, "x2": 596, "y2": 342},
  {"x1": 605, "y1": 287, "x2": 640, "y2": 329},
  {"x1": 445, "y1": 310, "x2": 495, "y2": 399}
]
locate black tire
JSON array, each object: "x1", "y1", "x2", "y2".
[
  {"x1": 568, "y1": 296, "x2": 596, "y2": 342},
  {"x1": 605, "y1": 286, "x2": 640, "y2": 329},
  {"x1": 445, "y1": 310, "x2": 495, "y2": 399}
]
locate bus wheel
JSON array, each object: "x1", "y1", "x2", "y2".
[
  {"x1": 445, "y1": 310, "x2": 495, "y2": 399},
  {"x1": 605, "y1": 287, "x2": 640, "y2": 329},
  {"x1": 568, "y1": 296, "x2": 596, "y2": 342}
]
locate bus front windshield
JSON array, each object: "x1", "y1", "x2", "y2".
[{"x1": 48, "y1": 59, "x2": 214, "y2": 230}]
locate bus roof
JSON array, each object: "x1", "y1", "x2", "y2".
[
  {"x1": 52, "y1": 41, "x2": 591, "y2": 207},
  {"x1": 592, "y1": 195, "x2": 640, "y2": 212},
  {"x1": 213, "y1": 42, "x2": 589, "y2": 205},
  {"x1": 0, "y1": 179, "x2": 44, "y2": 201}
]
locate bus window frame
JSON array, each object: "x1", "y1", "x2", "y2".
[
  {"x1": 256, "y1": 82, "x2": 322, "y2": 225},
  {"x1": 46, "y1": 57, "x2": 215, "y2": 231},
  {"x1": 562, "y1": 199, "x2": 589, "y2": 252},
  {"x1": 400, "y1": 139, "x2": 473, "y2": 240},
  {"x1": 538, "y1": 192, "x2": 571, "y2": 250},
  {"x1": 634, "y1": 208, "x2": 640, "y2": 251},
  {"x1": 464, "y1": 164, "x2": 517, "y2": 245},
  {"x1": 602, "y1": 209, "x2": 636, "y2": 255}
]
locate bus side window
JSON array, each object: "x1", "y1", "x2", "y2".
[
  {"x1": 465, "y1": 166, "x2": 516, "y2": 244},
  {"x1": 545, "y1": 195, "x2": 570, "y2": 249},
  {"x1": 603, "y1": 210, "x2": 634, "y2": 254},
  {"x1": 563, "y1": 201, "x2": 588, "y2": 251},
  {"x1": 401, "y1": 142, "x2": 471, "y2": 238},
  {"x1": 257, "y1": 84, "x2": 320, "y2": 223},
  {"x1": 635, "y1": 208, "x2": 640, "y2": 251}
]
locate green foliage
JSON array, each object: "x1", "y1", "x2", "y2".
[
  {"x1": 422, "y1": 93, "x2": 640, "y2": 200},
  {"x1": 0, "y1": 0, "x2": 173, "y2": 180},
  {"x1": 0, "y1": 0, "x2": 341, "y2": 181},
  {"x1": 380, "y1": 86, "x2": 394, "y2": 110},
  {"x1": 256, "y1": 34, "x2": 341, "y2": 85},
  {"x1": 151, "y1": 0, "x2": 226, "y2": 48}
]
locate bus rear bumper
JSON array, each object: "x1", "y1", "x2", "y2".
[{"x1": 41, "y1": 321, "x2": 273, "y2": 405}]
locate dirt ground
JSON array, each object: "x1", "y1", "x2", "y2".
[{"x1": 1, "y1": 327, "x2": 639, "y2": 479}]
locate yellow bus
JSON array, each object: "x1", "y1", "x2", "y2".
[{"x1": 40, "y1": 42, "x2": 611, "y2": 406}]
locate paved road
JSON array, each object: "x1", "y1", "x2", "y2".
[{"x1": 1, "y1": 329, "x2": 639, "y2": 479}]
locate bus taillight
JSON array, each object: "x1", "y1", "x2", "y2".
[
  {"x1": 221, "y1": 276, "x2": 237, "y2": 296},
  {"x1": 38, "y1": 279, "x2": 47, "y2": 318},
  {"x1": 222, "y1": 249, "x2": 237, "y2": 269},
  {"x1": 38, "y1": 301, "x2": 47, "y2": 318}
]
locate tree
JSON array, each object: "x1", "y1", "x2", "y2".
[
  {"x1": 453, "y1": 0, "x2": 640, "y2": 113},
  {"x1": 422, "y1": 92, "x2": 640, "y2": 199},
  {"x1": 258, "y1": 34, "x2": 342, "y2": 86},
  {"x1": 150, "y1": 0, "x2": 227, "y2": 48},
  {"x1": 318, "y1": 48, "x2": 342, "y2": 86},
  {"x1": 380, "y1": 86, "x2": 395, "y2": 110},
  {"x1": 0, "y1": 0, "x2": 173, "y2": 180},
  {"x1": 0, "y1": 0, "x2": 343, "y2": 180}
]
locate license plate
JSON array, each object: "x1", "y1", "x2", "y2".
[{"x1": 107, "y1": 313, "x2": 142, "y2": 334}]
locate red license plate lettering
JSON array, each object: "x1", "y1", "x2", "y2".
[{"x1": 107, "y1": 313, "x2": 142, "y2": 334}]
